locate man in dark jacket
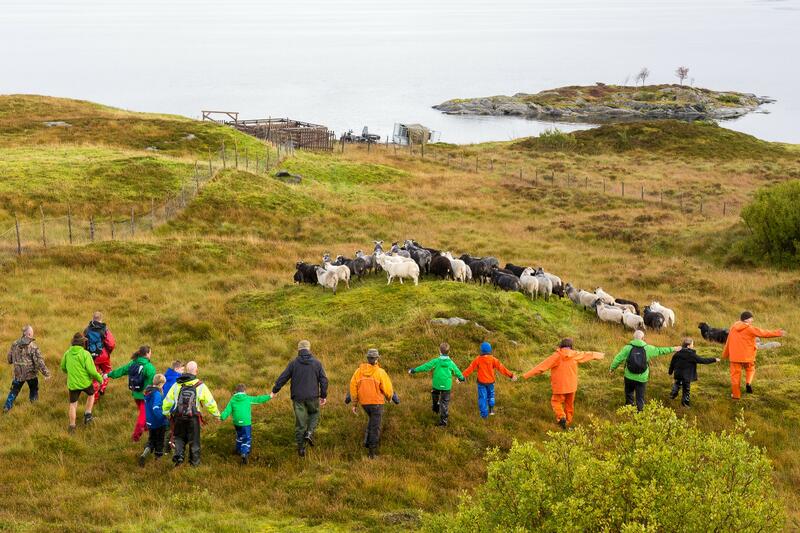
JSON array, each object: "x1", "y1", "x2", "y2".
[
  {"x1": 5, "y1": 325, "x2": 50, "y2": 413},
  {"x1": 668, "y1": 338, "x2": 719, "y2": 407},
  {"x1": 272, "y1": 340, "x2": 329, "y2": 457}
]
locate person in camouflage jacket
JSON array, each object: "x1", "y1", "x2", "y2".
[{"x1": 4, "y1": 325, "x2": 50, "y2": 412}]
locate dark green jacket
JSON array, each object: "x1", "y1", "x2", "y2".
[{"x1": 108, "y1": 356, "x2": 156, "y2": 400}]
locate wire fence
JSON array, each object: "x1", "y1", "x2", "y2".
[
  {"x1": 0, "y1": 140, "x2": 295, "y2": 257},
  {"x1": 339, "y1": 139, "x2": 744, "y2": 218}
]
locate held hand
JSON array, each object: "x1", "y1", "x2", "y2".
[
  {"x1": 408, "y1": 368, "x2": 414, "y2": 375},
  {"x1": 511, "y1": 375, "x2": 519, "y2": 382},
  {"x1": 319, "y1": 398, "x2": 327, "y2": 407},
  {"x1": 715, "y1": 358, "x2": 721, "y2": 362},
  {"x1": 673, "y1": 346, "x2": 681, "y2": 352},
  {"x1": 102, "y1": 374, "x2": 109, "y2": 380},
  {"x1": 779, "y1": 329, "x2": 787, "y2": 337},
  {"x1": 44, "y1": 374, "x2": 51, "y2": 380},
  {"x1": 351, "y1": 406, "x2": 358, "y2": 415}
]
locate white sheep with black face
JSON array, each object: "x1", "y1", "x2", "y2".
[{"x1": 565, "y1": 283, "x2": 582, "y2": 305}]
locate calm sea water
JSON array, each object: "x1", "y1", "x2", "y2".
[{"x1": 2, "y1": 0, "x2": 799, "y2": 144}]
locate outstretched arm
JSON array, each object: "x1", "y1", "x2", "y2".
[
  {"x1": 524, "y1": 353, "x2": 559, "y2": 379},
  {"x1": 610, "y1": 346, "x2": 630, "y2": 371},
  {"x1": 272, "y1": 361, "x2": 294, "y2": 394},
  {"x1": 575, "y1": 351, "x2": 605, "y2": 364}
]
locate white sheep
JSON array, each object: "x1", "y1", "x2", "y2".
[
  {"x1": 578, "y1": 290, "x2": 600, "y2": 309},
  {"x1": 324, "y1": 262, "x2": 351, "y2": 289},
  {"x1": 315, "y1": 266, "x2": 340, "y2": 294},
  {"x1": 622, "y1": 309, "x2": 645, "y2": 330},
  {"x1": 613, "y1": 302, "x2": 637, "y2": 315},
  {"x1": 596, "y1": 302, "x2": 624, "y2": 324},
  {"x1": 649, "y1": 301, "x2": 676, "y2": 327},
  {"x1": 464, "y1": 264, "x2": 473, "y2": 282},
  {"x1": 594, "y1": 287, "x2": 616, "y2": 305},
  {"x1": 443, "y1": 252, "x2": 468, "y2": 282},
  {"x1": 375, "y1": 251, "x2": 414, "y2": 271},
  {"x1": 385, "y1": 260, "x2": 420, "y2": 286},
  {"x1": 519, "y1": 268, "x2": 540, "y2": 299}
]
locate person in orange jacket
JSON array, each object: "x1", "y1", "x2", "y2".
[
  {"x1": 462, "y1": 342, "x2": 517, "y2": 418},
  {"x1": 524, "y1": 338, "x2": 604, "y2": 429},
  {"x1": 722, "y1": 311, "x2": 785, "y2": 399},
  {"x1": 346, "y1": 349, "x2": 399, "y2": 459}
]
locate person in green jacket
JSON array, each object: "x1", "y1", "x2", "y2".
[
  {"x1": 60, "y1": 332, "x2": 103, "y2": 433},
  {"x1": 610, "y1": 330, "x2": 679, "y2": 412},
  {"x1": 105, "y1": 345, "x2": 156, "y2": 442},
  {"x1": 220, "y1": 383, "x2": 272, "y2": 465},
  {"x1": 409, "y1": 342, "x2": 465, "y2": 426}
]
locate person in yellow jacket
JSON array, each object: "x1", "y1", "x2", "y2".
[
  {"x1": 346, "y1": 349, "x2": 399, "y2": 459},
  {"x1": 161, "y1": 361, "x2": 220, "y2": 467}
]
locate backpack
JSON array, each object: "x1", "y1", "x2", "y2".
[
  {"x1": 174, "y1": 381, "x2": 202, "y2": 420},
  {"x1": 86, "y1": 326, "x2": 105, "y2": 358},
  {"x1": 626, "y1": 345, "x2": 648, "y2": 374},
  {"x1": 127, "y1": 362, "x2": 146, "y2": 392}
]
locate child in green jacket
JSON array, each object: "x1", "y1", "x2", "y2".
[
  {"x1": 409, "y1": 342, "x2": 465, "y2": 427},
  {"x1": 220, "y1": 383, "x2": 272, "y2": 465}
]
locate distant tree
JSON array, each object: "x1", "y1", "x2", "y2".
[
  {"x1": 636, "y1": 67, "x2": 650, "y2": 86},
  {"x1": 676, "y1": 66, "x2": 690, "y2": 85}
]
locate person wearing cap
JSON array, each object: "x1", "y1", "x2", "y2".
[
  {"x1": 722, "y1": 311, "x2": 785, "y2": 400},
  {"x1": 461, "y1": 342, "x2": 516, "y2": 418},
  {"x1": 525, "y1": 338, "x2": 604, "y2": 429},
  {"x1": 272, "y1": 340, "x2": 329, "y2": 457},
  {"x1": 60, "y1": 332, "x2": 103, "y2": 432},
  {"x1": 408, "y1": 342, "x2": 465, "y2": 427},
  {"x1": 346, "y1": 349, "x2": 399, "y2": 459}
]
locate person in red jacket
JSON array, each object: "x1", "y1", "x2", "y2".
[
  {"x1": 524, "y1": 338, "x2": 604, "y2": 429},
  {"x1": 462, "y1": 342, "x2": 516, "y2": 418},
  {"x1": 84, "y1": 311, "x2": 116, "y2": 400},
  {"x1": 722, "y1": 311, "x2": 785, "y2": 399}
]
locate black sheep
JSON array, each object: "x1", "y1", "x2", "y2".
[
  {"x1": 615, "y1": 298, "x2": 641, "y2": 315},
  {"x1": 504, "y1": 263, "x2": 528, "y2": 277},
  {"x1": 468, "y1": 260, "x2": 490, "y2": 285},
  {"x1": 334, "y1": 255, "x2": 367, "y2": 281},
  {"x1": 643, "y1": 306, "x2": 665, "y2": 330},
  {"x1": 492, "y1": 272, "x2": 521, "y2": 292},
  {"x1": 294, "y1": 261, "x2": 319, "y2": 284},
  {"x1": 430, "y1": 255, "x2": 454, "y2": 279},
  {"x1": 698, "y1": 322, "x2": 729, "y2": 344}
]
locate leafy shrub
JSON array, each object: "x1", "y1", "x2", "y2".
[
  {"x1": 718, "y1": 94, "x2": 742, "y2": 105},
  {"x1": 740, "y1": 179, "x2": 800, "y2": 267},
  {"x1": 535, "y1": 128, "x2": 577, "y2": 151},
  {"x1": 425, "y1": 405, "x2": 783, "y2": 533}
]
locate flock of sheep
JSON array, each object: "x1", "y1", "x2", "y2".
[{"x1": 293, "y1": 239, "x2": 678, "y2": 332}]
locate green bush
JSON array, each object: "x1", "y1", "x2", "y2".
[
  {"x1": 536, "y1": 128, "x2": 577, "y2": 151},
  {"x1": 740, "y1": 179, "x2": 800, "y2": 267},
  {"x1": 425, "y1": 405, "x2": 783, "y2": 533}
]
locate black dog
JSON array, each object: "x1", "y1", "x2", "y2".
[{"x1": 698, "y1": 322, "x2": 728, "y2": 344}]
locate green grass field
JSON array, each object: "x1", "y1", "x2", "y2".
[{"x1": 0, "y1": 96, "x2": 798, "y2": 532}]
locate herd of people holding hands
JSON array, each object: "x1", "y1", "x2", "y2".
[{"x1": 3, "y1": 309, "x2": 786, "y2": 466}]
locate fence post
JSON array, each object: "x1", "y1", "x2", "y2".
[
  {"x1": 660, "y1": 190, "x2": 663, "y2": 206},
  {"x1": 130, "y1": 207, "x2": 135, "y2": 236},
  {"x1": 67, "y1": 204, "x2": 73, "y2": 244},
  {"x1": 367, "y1": 140, "x2": 371, "y2": 153},
  {"x1": 221, "y1": 141, "x2": 226, "y2": 169},
  {"x1": 14, "y1": 213, "x2": 21, "y2": 255},
  {"x1": 603, "y1": 179, "x2": 606, "y2": 194},
  {"x1": 700, "y1": 196, "x2": 704, "y2": 214},
  {"x1": 90, "y1": 216, "x2": 95, "y2": 242},
  {"x1": 234, "y1": 143, "x2": 239, "y2": 169},
  {"x1": 151, "y1": 199, "x2": 155, "y2": 230},
  {"x1": 208, "y1": 148, "x2": 213, "y2": 176},
  {"x1": 641, "y1": 185, "x2": 644, "y2": 201},
  {"x1": 421, "y1": 142, "x2": 424, "y2": 158},
  {"x1": 475, "y1": 156, "x2": 478, "y2": 172},
  {"x1": 39, "y1": 206, "x2": 46, "y2": 248},
  {"x1": 111, "y1": 218, "x2": 115, "y2": 240},
  {"x1": 723, "y1": 202, "x2": 727, "y2": 216},
  {"x1": 621, "y1": 181, "x2": 625, "y2": 197},
  {"x1": 245, "y1": 148, "x2": 249, "y2": 170}
]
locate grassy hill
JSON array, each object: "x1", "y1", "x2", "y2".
[{"x1": 0, "y1": 97, "x2": 799, "y2": 531}]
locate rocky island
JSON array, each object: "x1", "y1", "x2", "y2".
[{"x1": 433, "y1": 84, "x2": 774, "y2": 123}]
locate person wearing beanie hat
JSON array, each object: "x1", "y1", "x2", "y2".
[
  {"x1": 525, "y1": 338, "x2": 604, "y2": 429},
  {"x1": 722, "y1": 311, "x2": 785, "y2": 399},
  {"x1": 408, "y1": 342, "x2": 465, "y2": 427},
  {"x1": 60, "y1": 332, "x2": 103, "y2": 432},
  {"x1": 347, "y1": 348, "x2": 399, "y2": 458},
  {"x1": 272, "y1": 340, "x2": 329, "y2": 457},
  {"x1": 462, "y1": 342, "x2": 516, "y2": 418}
]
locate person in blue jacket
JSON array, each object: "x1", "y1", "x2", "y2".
[
  {"x1": 140, "y1": 373, "x2": 170, "y2": 466},
  {"x1": 163, "y1": 360, "x2": 184, "y2": 398}
]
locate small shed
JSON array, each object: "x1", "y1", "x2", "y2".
[{"x1": 392, "y1": 123, "x2": 440, "y2": 145}]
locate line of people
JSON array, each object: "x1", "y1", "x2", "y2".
[{"x1": 3, "y1": 310, "x2": 786, "y2": 466}]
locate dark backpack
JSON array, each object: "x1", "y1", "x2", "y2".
[
  {"x1": 174, "y1": 381, "x2": 202, "y2": 420},
  {"x1": 86, "y1": 327, "x2": 105, "y2": 358},
  {"x1": 127, "y1": 362, "x2": 146, "y2": 392},
  {"x1": 626, "y1": 345, "x2": 648, "y2": 374}
]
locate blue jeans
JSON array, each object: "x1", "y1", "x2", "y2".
[
  {"x1": 477, "y1": 382, "x2": 495, "y2": 418},
  {"x1": 5, "y1": 378, "x2": 39, "y2": 411},
  {"x1": 235, "y1": 425, "x2": 252, "y2": 456}
]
